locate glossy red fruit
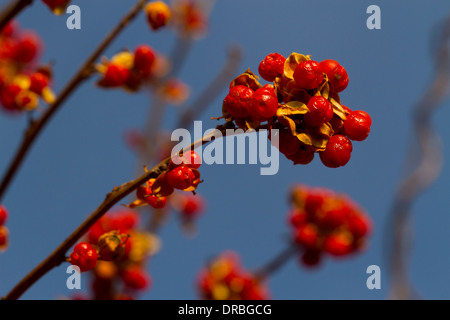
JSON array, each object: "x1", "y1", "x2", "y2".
[
  {"x1": 323, "y1": 231, "x2": 353, "y2": 256},
  {"x1": 294, "y1": 223, "x2": 319, "y2": 249},
  {"x1": 249, "y1": 87, "x2": 278, "y2": 121},
  {"x1": 293, "y1": 60, "x2": 324, "y2": 90},
  {"x1": 223, "y1": 85, "x2": 253, "y2": 118},
  {"x1": 0, "y1": 205, "x2": 8, "y2": 225},
  {"x1": 270, "y1": 129, "x2": 301, "y2": 156},
  {"x1": 180, "y1": 150, "x2": 202, "y2": 169},
  {"x1": 145, "y1": 194, "x2": 167, "y2": 209},
  {"x1": 344, "y1": 110, "x2": 372, "y2": 141},
  {"x1": 11, "y1": 33, "x2": 40, "y2": 64},
  {"x1": 304, "y1": 96, "x2": 333, "y2": 127},
  {"x1": 319, "y1": 135, "x2": 353, "y2": 168},
  {"x1": 258, "y1": 53, "x2": 286, "y2": 82},
  {"x1": 0, "y1": 84, "x2": 21, "y2": 111},
  {"x1": 348, "y1": 213, "x2": 372, "y2": 238},
  {"x1": 121, "y1": 267, "x2": 151, "y2": 290},
  {"x1": 166, "y1": 165, "x2": 196, "y2": 190},
  {"x1": 286, "y1": 146, "x2": 315, "y2": 165},
  {"x1": 134, "y1": 45, "x2": 155, "y2": 77},
  {"x1": 288, "y1": 209, "x2": 307, "y2": 228},
  {"x1": 29, "y1": 71, "x2": 50, "y2": 94},
  {"x1": 70, "y1": 242, "x2": 98, "y2": 272},
  {"x1": 102, "y1": 64, "x2": 131, "y2": 87},
  {"x1": 319, "y1": 59, "x2": 349, "y2": 93}
]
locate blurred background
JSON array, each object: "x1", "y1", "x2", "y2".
[{"x1": 1, "y1": 0, "x2": 450, "y2": 300}]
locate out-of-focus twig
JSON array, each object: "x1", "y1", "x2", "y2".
[
  {"x1": 387, "y1": 16, "x2": 450, "y2": 300},
  {"x1": 254, "y1": 243, "x2": 298, "y2": 280},
  {"x1": 0, "y1": 0, "x2": 148, "y2": 202},
  {"x1": 0, "y1": 0, "x2": 32, "y2": 31},
  {"x1": 176, "y1": 45, "x2": 243, "y2": 130}
]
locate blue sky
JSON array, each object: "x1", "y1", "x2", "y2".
[{"x1": 1, "y1": 0, "x2": 450, "y2": 300}]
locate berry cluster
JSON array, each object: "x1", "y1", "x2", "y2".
[
  {"x1": 197, "y1": 251, "x2": 270, "y2": 300},
  {"x1": 97, "y1": 45, "x2": 158, "y2": 91},
  {"x1": 0, "y1": 22, "x2": 55, "y2": 113},
  {"x1": 69, "y1": 209, "x2": 158, "y2": 299},
  {"x1": 287, "y1": 185, "x2": 372, "y2": 267},
  {"x1": 0, "y1": 205, "x2": 9, "y2": 252},
  {"x1": 41, "y1": 0, "x2": 72, "y2": 15},
  {"x1": 128, "y1": 150, "x2": 202, "y2": 210},
  {"x1": 220, "y1": 52, "x2": 372, "y2": 168},
  {"x1": 96, "y1": 45, "x2": 190, "y2": 105}
]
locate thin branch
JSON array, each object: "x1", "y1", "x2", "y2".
[
  {"x1": 254, "y1": 244, "x2": 298, "y2": 280},
  {"x1": 0, "y1": 0, "x2": 148, "y2": 202},
  {"x1": 0, "y1": 0, "x2": 33, "y2": 31},
  {"x1": 387, "y1": 16, "x2": 450, "y2": 300},
  {"x1": 2, "y1": 122, "x2": 237, "y2": 300},
  {"x1": 176, "y1": 45, "x2": 243, "y2": 130}
]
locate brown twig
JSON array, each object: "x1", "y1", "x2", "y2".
[
  {"x1": 0, "y1": 0, "x2": 148, "y2": 202},
  {"x1": 387, "y1": 16, "x2": 450, "y2": 300},
  {"x1": 254, "y1": 243, "x2": 298, "y2": 280},
  {"x1": 0, "y1": 0, "x2": 33, "y2": 31},
  {"x1": 2, "y1": 122, "x2": 237, "y2": 300},
  {"x1": 176, "y1": 45, "x2": 243, "y2": 130}
]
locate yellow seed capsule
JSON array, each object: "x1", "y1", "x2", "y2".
[{"x1": 145, "y1": 1, "x2": 172, "y2": 31}]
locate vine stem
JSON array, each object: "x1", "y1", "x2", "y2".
[
  {"x1": 0, "y1": 0, "x2": 33, "y2": 31},
  {"x1": 254, "y1": 244, "x2": 298, "y2": 280},
  {"x1": 2, "y1": 122, "x2": 238, "y2": 300},
  {"x1": 0, "y1": 0, "x2": 148, "y2": 202}
]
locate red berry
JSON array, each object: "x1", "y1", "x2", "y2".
[
  {"x1": 70, "y1": 242, "x2": 98, "y2": 272},
  {"x1": 304, "y1": 96, "x2": 333, "y2": 127},
  {"x1": 121, "y1": 267, "x2": 151, "y2": 290},
  {"x1": 249, "y1": 87, "x2": 278, "y2": 121},
  {"x1": 145, "y1": 1, "x2": 172, "y2": 31},
  {"x1": 319, "y1": 135, "x2": 352, "y2": 168},
  {"x1": 0, "y1": 84, "x2": 21, "y2": 112},
  {"x1": 293, "y1": 60, "x2": 324, "y2": 90},
  {"x1": 0, "y1": 205, "x2": 8, "y2": 226},
  {"x1": 285, "y1": 146, "x2": 315, "y2": 165},
  {"x1": 145, "y1": 194, "x2": 167, "y2": 209},
  {"x1": 42, "y1": 0, "x2": 70, "y2": 10},
  {"x1": 319, "y1": 59, "x2": 349, "y2": 93},
  {"x1": 181, "y1": 194, "x2": 205, "y2": 218},
  {"x1": 348, "y1": 213, "x2": 372, "y2": 238},
  {"x1": 166, "y1": 165, "x2": 196, "y2": 190},
  {"x1": 294, "y1": 223, "x2": 319, "y2": 249},
  {"x1": 288, "y1": 209, "x2": 307, "y2": 228},
  {"x1": 102, "y1": 64, "x2": 131, "y2": 87},
  {"x1": 323, "y1": 231, "x2": 353, "y2": 257},
  {"x1": 180, "y1": 150, "x2": 202, "y2": 169},
  {"x1": 316, "y1": 205, "x2": 349, "y2": 229},
  {"x1": 1, "y1": 22, "x2": 15, "y2": 37},
  {"x1": 258, "y1": 53, "x2": 286, "y2": 82},
  {"x1": 151, "y1": 172, "x2": 175, "y2": 197},
  {"x1": 0, "y1": 226, "x2": 8, "y2": 249},
  {"x1": 109, "y1": 210, "x2": 140, "y2": 232},
  {"x1": 11, "y1": 33, "x2": 40, "y2": 64},
  {"x1": 136, "y1": 184, "x2": 152, "y2": 200},
  {"x1": 343, "y1": 110, "x2": 372, "y2": 141},
  {"x1": 29, "y1": 71, "x2": 50, "y2": 95},
  {"x1": 223, "y1": 85, "x2": 253, "y2": 118},
  {"x1": 270, "y1": 128, "x2": 300, "y2": 156},
  {"x1": 301, "y1": 249, "x2": 321, "y2": 267},
  {"x1": 134, "y1": 45, "x2": 155, "y2": 77}
]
